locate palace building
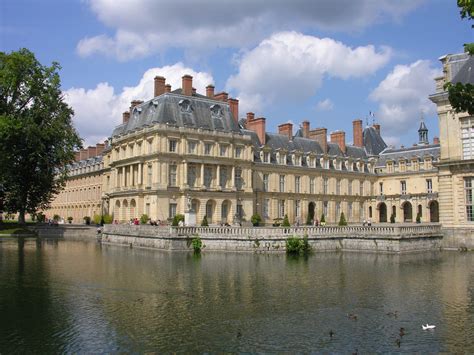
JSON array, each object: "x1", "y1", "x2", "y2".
[{"x1": 46, "y1": 52, "x2": 473, "y2": 233}]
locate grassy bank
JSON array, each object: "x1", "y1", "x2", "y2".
[{"x1": 0, "y1": 222, "x2": 38, "y2": 237}]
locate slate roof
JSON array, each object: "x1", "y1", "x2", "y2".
[
  {"x1": 376, "y1": 144, "x2": 440, "y2": 167},
  {"x1": 451, "y1": 55, "x2": 474, "y2": 85},
  {"x1": 112, "y1": 91, "x2": 240, "y2": 137},
  {"x1": 363, "y1": 126, "x2": 387, "y2": 156}
]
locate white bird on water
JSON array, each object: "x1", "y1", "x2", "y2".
[{"x1": 422, "y1": 324, "x2": 436, "y2": 330}]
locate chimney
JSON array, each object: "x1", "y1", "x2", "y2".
[
  {"x1": 79, "y1": 148, "x2": 89, "y2": 160},
  {"x1": 228, "y1": 98, "x2": 239, "y2": 123},
  {"x1": 74, "y1": 152, "x2": 81, "y2": 162},
  {"x1": 433, "y1": 136, "x2": 440, "y2": 145},
  {"x1": 130, "y1": 100, "x2": 143, "y2": 112},
  {"x1": 330, "y1": 130, "x2": 346, "y2": 153},
  {"x1": 154, "y1": 76, "x2": 166, "y2": 97},
  {"x1": 123, "y1": 111, "x2": 130, "y2": 124},
  {"x1": 214, "y1": 91, "x2": 228, "y2": 102},
  {"x1": 353, "y1": 119, "x2": 363, "y2": 147},
  {"x1": 182, "y1": 74, "x2": 193, "y2": 96},
  {"x1": 165, "y1": 84, "x2": 171, "y2": 93},
  {"x1": 309, "y1": 128, "x2": 327, "y2": 153},
  {"x1": 192, "y1": 87, "x2": 197, "y2": 95},
  {"x1": 302, "y1": 120, "x2": 310, "y2": 138},
  {"x1": 206, "y1": 85, "x2": 215, "y2": 98},
  {"x1": 245, "y1": 113, "x2": 266, "y2": 145},
  {"x1": 278, "y1": 123, "x2": 293, "y2": 140},
  {"x1": 87, "y1": 146, "x2": 96, "y2": 158},
  {"x1": 373, "y1": 123, "x2": 381, "y2": 135},
  {"x1": 96, "y1": 143, "x2": 105, "y2": 156}
]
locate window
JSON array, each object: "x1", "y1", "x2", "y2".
[
  {"x1": 145, "y1": 203, "x2": 150, "y2": 216},
  {"x1": 323, "y1": 201, "x2": 328, "y2": 217},
  {"x1": 235, "y1": 168, "x2": 243, "y2": 190},
  {"x1": 220, "y1": 167, "x2": 227, "y2": 188},
  {"x1": 279, "y1": 175, "x2": 285, "y2": 192},
  {"x1": 336, "y1": 179, "x2": 341, "y2": 195},
  {"x1": 461, "y1": 117, "x2": 474, "y2": 160},
  {"x1": 379, "y1": 182, "x2": 384, "y2": 195},
  {"x1": 310, "y1": 177, "x2": 315, "y2": 194},
  {"x1": 236, "y1": 204, "x2": 244, "y2": 219},
  {"x1": 146, "y1": 165, "x2": 152, "y2": 187},
  {"x1": 464, "y1": 177, "x2": 474, "y2": 221},
  {"x1": 187, "y1": 164, "x2": 197, "y2": 187},
  {"x1": 169, "y1": 203, "x2": 177, "y2": 218},
  {"x1": 295, "y1": 176, "x2": 301, "y2": 193},
  {"x1": 323, "y1": 177, "x2": 328, "y2": 194},
  {"x1": 188, "y1": 141, "x2": 197, "y2": 154},
  {"x1": 263, "y1": 152, "x2": 270, "y2": 163},
  {"x1": 169, "y1": 164, "x2": 177, "y2": 186},
  {"x1": 263, "y1": 199, "x2": 270, "y2": 218},
  {"x1": 204, "y1": 166, "x2": 213, "y2": 188},
  {"x1": 278, "y1": 200, "x2": 285, "y2": 218},
  {"x1": 399, "y1": 160, "x2": 406, "y2": 172},
  {"x1": 295, "y1": 200, "x2": 301, "y2": 219},
  {"x1": 424, "y1": 158, "x2": 432, "y2": 169},
  {"x1": 426, "y1": 179, "x2": 433, "y2": 193},
  {"x1": 401, "y1": 180, "x2": 407, "y2": 195},
  {"x1": 412, "y1": 160, "x2": 419, "y2": 171},
  {"x1": 204, "y1": 143, "x2": 213, "y2": 155},
  {"x1": 348, "y1": 180, "x2": 352, "y2": 195},
  {"x1": 348, "y1": 202, "x2": 353, "y2": 218},
  {"x1": 336, "y1": 202, "x2": 340, "y2": 219},
  {"x1": 387, "y1": 162, "x2": 394, "y2": 173},
  {"x1": 169, "y1": 139, "x2": 177, "y2": 152},
  {"x1": 220, "y1": 145, "x2": 227, "y2": 157},
  {"x1": 359, "y1": 181, "x2": 364, "y2": 196},
  {"x1": 235, "y1": 147, "x2": 242, "y2": 158},
  {"x1": 263, "y1": 173, "x2": 269, "y2": 192}
]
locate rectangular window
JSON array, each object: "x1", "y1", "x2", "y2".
[
  {"x1": 169, "y1": 139, "x2": 177, "y2": 152},
  {"x1": 235, "y1": 147, "x2": 242, "y2": 158},
  {"x1": 295, "y1": 176, "x2": 301, "y2": 193},
  {"x1": 323, "y1": 177, "x2": 328, "y2": 194},
  {"x1": 220, "y1": 167, "x2": 227, "y2": 188},
  {"x1": 188, "y1": 141, "x2": 197, "y2": 154},
  {"x1": 348, "y1": 180, "x2": 352, "y2": 195},
  {"x1": 424, "y1": 158, "x2": 432, "y2": 169},
  {"x1": 426, "y1": 179, "x2": 433, "y2": 193},
  {"x1": 147, "y1": 164, "x2": 152, "y2": 187},
  {"x1": 310, "y1": 177, "x2": 315, "y2": 194},
  {"x1": 348, "y1": 202, "x2": 353, "y2": 218},
  {"x1": 187, "y1": 164, "x2": 197, "y2": 187},
  {"x1": 336, "y1": 202, "x2": 340, "y2": 219},
  {"x1": 401, "y1": 180, "x2": 407, "y2": 195},
  {"x1": 204, "y1": 166, "x2": 213, "y2": 188},
  {"x1": 220, "y1": 145, "x2": 227, "y2": 157},
  {"x1": 204, "y1": 143, "x2": 213, "y2": 155},
  {"x1": 295, "y1": 200, "x2": 301, "y2": 219},
  {"x1": 412, "y1": 160, "x2": 419, "y2": 171},
  {"x1": 461, "y1": 117, "x2": 474, "y2": 160},
  {"x1": 399, "y1": 160, "x2": 406, "y2": 172},
  {"x1": 263, "y1": 173, "x2": 269, "y2": 192},
  {"x1": 235, "y1": 168, "x2": 243, "y2": 190},
  {"x1": 169, "y1": 203, "x2": 177, "y2": 218},
  {"x1": 464, "y1": 177, "x2": 474, "y2": 221},
  {"x1": 359, "y1": 181, "x2": 364, "y2": 196},
  {"x1": 263, "y1": 199, "x2": 270, "y2": 218},
  {"x1": 336, "y1": 179, "x2": 341, "y2": 195},
  {"x1": 278, "y1": 200, "x2": 285, "y2": 218},
  {"x1": 279, "y1": 175, "x2": 285, "y2": 192},
  {"x1": 264, "y1": 152, "x2": 270, "y2": 163},
  {"x1": 236, "y1": 204, "x2": 244, "y2": 219},
  {"x1": 387, "y1": 162, "x2": 394, "y2": 173},
  {"x1": 145, "y1": 203, "x2": 150, "y2": 216},
  {"x1": 323, "y1": 201, "x2": 328, "y2": 217},
  {"x1": 169, "y1": 164, "x2": 177, "y2": 186}
]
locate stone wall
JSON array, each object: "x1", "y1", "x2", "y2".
[{"x1": 441, "y1": 227, "x2": 474, "y2": 250}]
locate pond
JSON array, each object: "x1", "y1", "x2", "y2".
[{"x1": 0, "y1": 238, "x2": 473, "y2": 352}]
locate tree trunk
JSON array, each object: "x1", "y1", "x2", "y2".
[{"x1": 18, "y1": 210, "x2": 26, "y2": 225}]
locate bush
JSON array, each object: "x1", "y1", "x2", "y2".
[
  {"x1": 67, "y1": 216, "x2": 73, "y2": 223},
  {"x1": 286, "y1": 235, "x2": 311, "y2": 255},
  {"x1": 83, "y1": 216, "x2": 91, "y2": 225},
  {"x1": 93, "y1": 214, "x2": 101, "y2": 225},
  {"x1": 192, "y1": 236, "x2": 203, "y2": 253},
  {"x1": 251, "y1": 213, "x2": 262, "y2": 227},
  {"x1": 416, "y1": 213, "x2": 421, "y2": 223},
  {"x1": 53, "y1": 214, "x2": 61, "y2": 222},
  {"x1": 140, "y1": 214, "x2": 149, "y2": 224},
  {"x1": 390, "y1": 214, "x2": 395, "y2": 223},
  {"x1": 36, "y1": 213, "x2": 46, "y2": 223},
  {"x1": 338, "y1": 212, "x2": 347, "y2": 226},
  {"x1": 172, "y1": 214, "x2": 185, "y2": 226},
  {"x1": 282, "y1": 214, "x2": 290, "y2": 227},
  {"x1": 320, "y1": 213, "x2": 326, "y2": 224},
  {"x1": 272, "y1": 218, "x2": 283, "y2": 227},
  {"x1": 103, "y1": 214, "x2": 113, "y2": 224},
  {"x1": 201, "y1": 215, "x2": 209, "y2": 227}
]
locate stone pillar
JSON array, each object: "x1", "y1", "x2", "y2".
[
  {"x1": 138, "y1": 163, "x2": 142, "y2": 185},
  {"x1": 216, "y1": 165, "x2": 220, "y2": 188},
  {"x1": 121, "y1": 167, "x2": 125, "y2": 187},
  {"x1": 201, "y1": 163, "x2": 205, "y2": 187},
  {"x1": 183, "y1": 161, "x2": 188, "y2": 187},
  {"x1": 231, "y1": 166, "x2": 235, "y2": 188}
]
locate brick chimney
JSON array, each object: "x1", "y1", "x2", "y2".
[
  {"x1": 165, "y1": 84, "x2": 171, "y2": 93},
  {"x1": 87, "y1": 146, "x2": 96, "y2": 158},
  {"x1": 433, "y1": 136, "x2": 440, "y2": 145},
  {"x1": 123, "y1": 111, "x2": 130, "y2": 124},
  {"x1": 214, "y1": 91, "x2": 228, "y2": 102},
  {"x1": 96, "y1": 143, "x2": 105, "y2": 156},
  {"x1": 302, "y1": 120, "x2": 310, "y2": 139},
  {"x1": 74, "y1": 151, "x2": 81, "y2": 162},
  {"x1": 330, "y1": 130, "x2": 346, "y2": 153},
  {"x1": 182, "y1": 74, "x2": 193, "y2": 96},
  {"x1": 309, "y1": 128, "x2": 327, "y2": 153},
  {"x1": 228, "y1": 98, "x2": 239, "y2": 123},
  {"x1": 154, "y1": 76, "x2": 166, "y2": 97},
  {"x1": 130, "y1": 100, "x2": 143, "y2": 111},
  {"x1": 79, "y1": 148, "x2": 89, "y2": 160},
  {"x1": 246, "y1": 112, "x2": 266, "y2": 145},
  {"x1": 353, "y1": 119, "x2": 363, "y2": 147},
  {"x1": 278, "y1": 123, "x2": 293, "y2": 140},
  {"x1": 373, "y1": 123, "x2": 381, "y2": 135},
  {"x1": 206, "y1": 85, "x2": 215, "y2": 98}
]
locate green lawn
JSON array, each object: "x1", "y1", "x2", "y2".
[{"x1": 0, "y1": 222, "x2": 38, "y2": 236}]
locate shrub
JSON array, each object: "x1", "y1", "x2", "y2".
[
  {"x1": 272, "y1": 218, "x2": 282, "y2": 227},
  {"x1": 286, "y1": 234, "x2": 311, "y2": 255},
  {"x1": 390, "y1": 214, "x2": 395, "y2": 223},
  {"x1": 53, "y1": 214, "x2": 61, "y2": 222},
  {"x1": 140, "y1": 214, "x2": 149, "y2": 224},
  {"x1": 251, "y1": 213, "x2": 262, "y2": 227},
  {"x1": 93, "y1": 214, "x2": 101, "y2": 225},
  {"x1": 338, "y1": 212, "x2": 347, "y2": 226},
  {"x1": 83, "y1": 216, "x2": 91, "y2": 225},
  {"x1": 320, "y1": 213, "x2": 326, "y2": 224},
  {"x1": 103, "y1": 214, "x2": 113, "y2": 224},
  {"x1": 192, "y1": 236, "x2": 202, "y2": 253},
  {"x1": 416, "y1": 213, "x2": 421, "y2": 223},
  {"x1": 172, "y1": 214, "x2": 185, "y2": 226},
  {"x1": 36, "y1": 213, "x2": 46, "y2": 223},
  {"x1": 67, "y1": 216, "x2": 73, "y2": 223},
  {"x1": 282, "y1": 214, "x2": 290, "y2": 227},
  {"x1": 201, "y1": 215, "x2": 209, "y2": 227}
]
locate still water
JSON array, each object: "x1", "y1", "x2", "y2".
[{"x1": 0, "y1": 238, "x2": 473, "y2": 353}]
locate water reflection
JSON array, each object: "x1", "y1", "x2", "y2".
[{"x1": 0, "y1": 239, "x2": 473, "y2": 352}]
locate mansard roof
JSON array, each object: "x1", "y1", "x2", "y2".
[
  {"x1": 112, "y1": 91, "x2": 241, "y2": 137},
  {"x1": 363, "y1": 126, "x2": 387, "y2": 156},
  {"x1": 376, "y1": 144, "x2": 440, "y2": 167},
  {"x1": 452, "y1": 55, "x2": 474, "y2": 85}
]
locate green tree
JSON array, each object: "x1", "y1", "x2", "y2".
[
  {"x1": 445, "y1": 0, "x2": 474, "y2": 114},
  {"x1": 201, "y1": 215, "x2": 209, "y2": 227},
  {"x1": 282, "y1": 214, "x2": 290, "y2": 227},
  {"x1": 0, "y1": 49, "x2": 81, "y2": 224},
  {"x1": 251, "y1": 213, "x2": 262, "y2": 226},
  {"x1": 338, "y1": 212, "x2": 347, "y2": 226}
]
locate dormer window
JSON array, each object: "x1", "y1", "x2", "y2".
[
  {"x1": 263, "y1": 151, "x2": 270, "y2": 163},
  {"x1": 179, "y1": 99, "x2": 192, "y2": 113},
  {"x1": 210, "y1": 104, "x2": 223, "y2": 118}
]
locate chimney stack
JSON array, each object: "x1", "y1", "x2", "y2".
[
  {"x1": 95, "y1": 143, "x2": 105, "y2": 156},
  {"x1": 302, "y1": 120, "x2": 310, "y2": 138},
  {"x1": 192, "y1": 87, "x2": 197, "y2": 95},
  {"x1": 122, "y1": 111, "x2": 130, "y2": 124},
  {"x1": 228, "y1": 98, "x2": 239, "y2": 123},
  {"x1": 130, "y1": 100, "x2": 143, "y2": 112},
  {"x1": 330, "y1": 130, "x2": 346, "y2": 153},
  {"x1": 214, "y1": 92, "x2": 228, "y2": 102},
  {"x1": 165, "y1": 84, "x2": 171, "y2": 93},
  {"x1": 309, "y1": 128, "x2": 328, "y2": 153},
  {"x1": 245, "y1": 112, "x2": 266, "y2": 145},
  {"x1": 373, "y1": 123, "x2": 381, "y2": 135},
  {"x1": 79, "y1": 148, "x2": 89, "y2": 160},
  {"x1": 154, "y1": 76, "x2": 166, "y2": 97},
  {"x1": 74, "y1": 151, "x2": 81, "y2": 162},
  {"x1": 278, "y1": 122, "x2": 293, "y2": 141},
  {"x1": 87, "y1": 146, "x2": 96, "y2": 158},
  {"x1": 182, "y1": 74, "x2": 193, "y2": 96},
  {"x1": 353, "y1": 119, "x2": 363, "y2": 147},
  {"x1": 433, "y1": 136, "x2": 440, "y2": 145},
  {"x1": 206, "y1": 85, "x2": 215, "y2": 98}
]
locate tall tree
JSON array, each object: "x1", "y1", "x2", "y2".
[
  {"x1": 445, "y1": 0, "x2": 474, "y2": 115},
  {"x1": 0, "y1": 49, "x2": 82, "y2": 223}
]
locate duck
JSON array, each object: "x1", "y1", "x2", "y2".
[
  {"x1": 347, "y1": 313, "x2": 358, "y2": 321},
  {"x1": 399, "y1": 327, "x2": 405, "y2": 337},
  {"x1": 395, "y1": 338, "x2": 401, "y2": 348},
  {"x1": 329, "y1": 330, "x2": 334, "y2": 339},
  {"x1": 422, "y1": 324, "x2": 436, "y2": 330}
]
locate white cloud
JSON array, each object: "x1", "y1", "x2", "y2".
[
  {"x1": 369, "y1": 60, "x2": 441, "y2": 136},
  {"x1": 78, "y1": 0, "x2": 422, "y2": 60},
  {"x1": 226, "y1": 31, "x2": 391, "y2": 113},
  {"x1": 316, "y1": 98, "x2": 334, "y2": 111},
  {"x1": 63, "y1": 63, "x2": 214, "y2": 146}
]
